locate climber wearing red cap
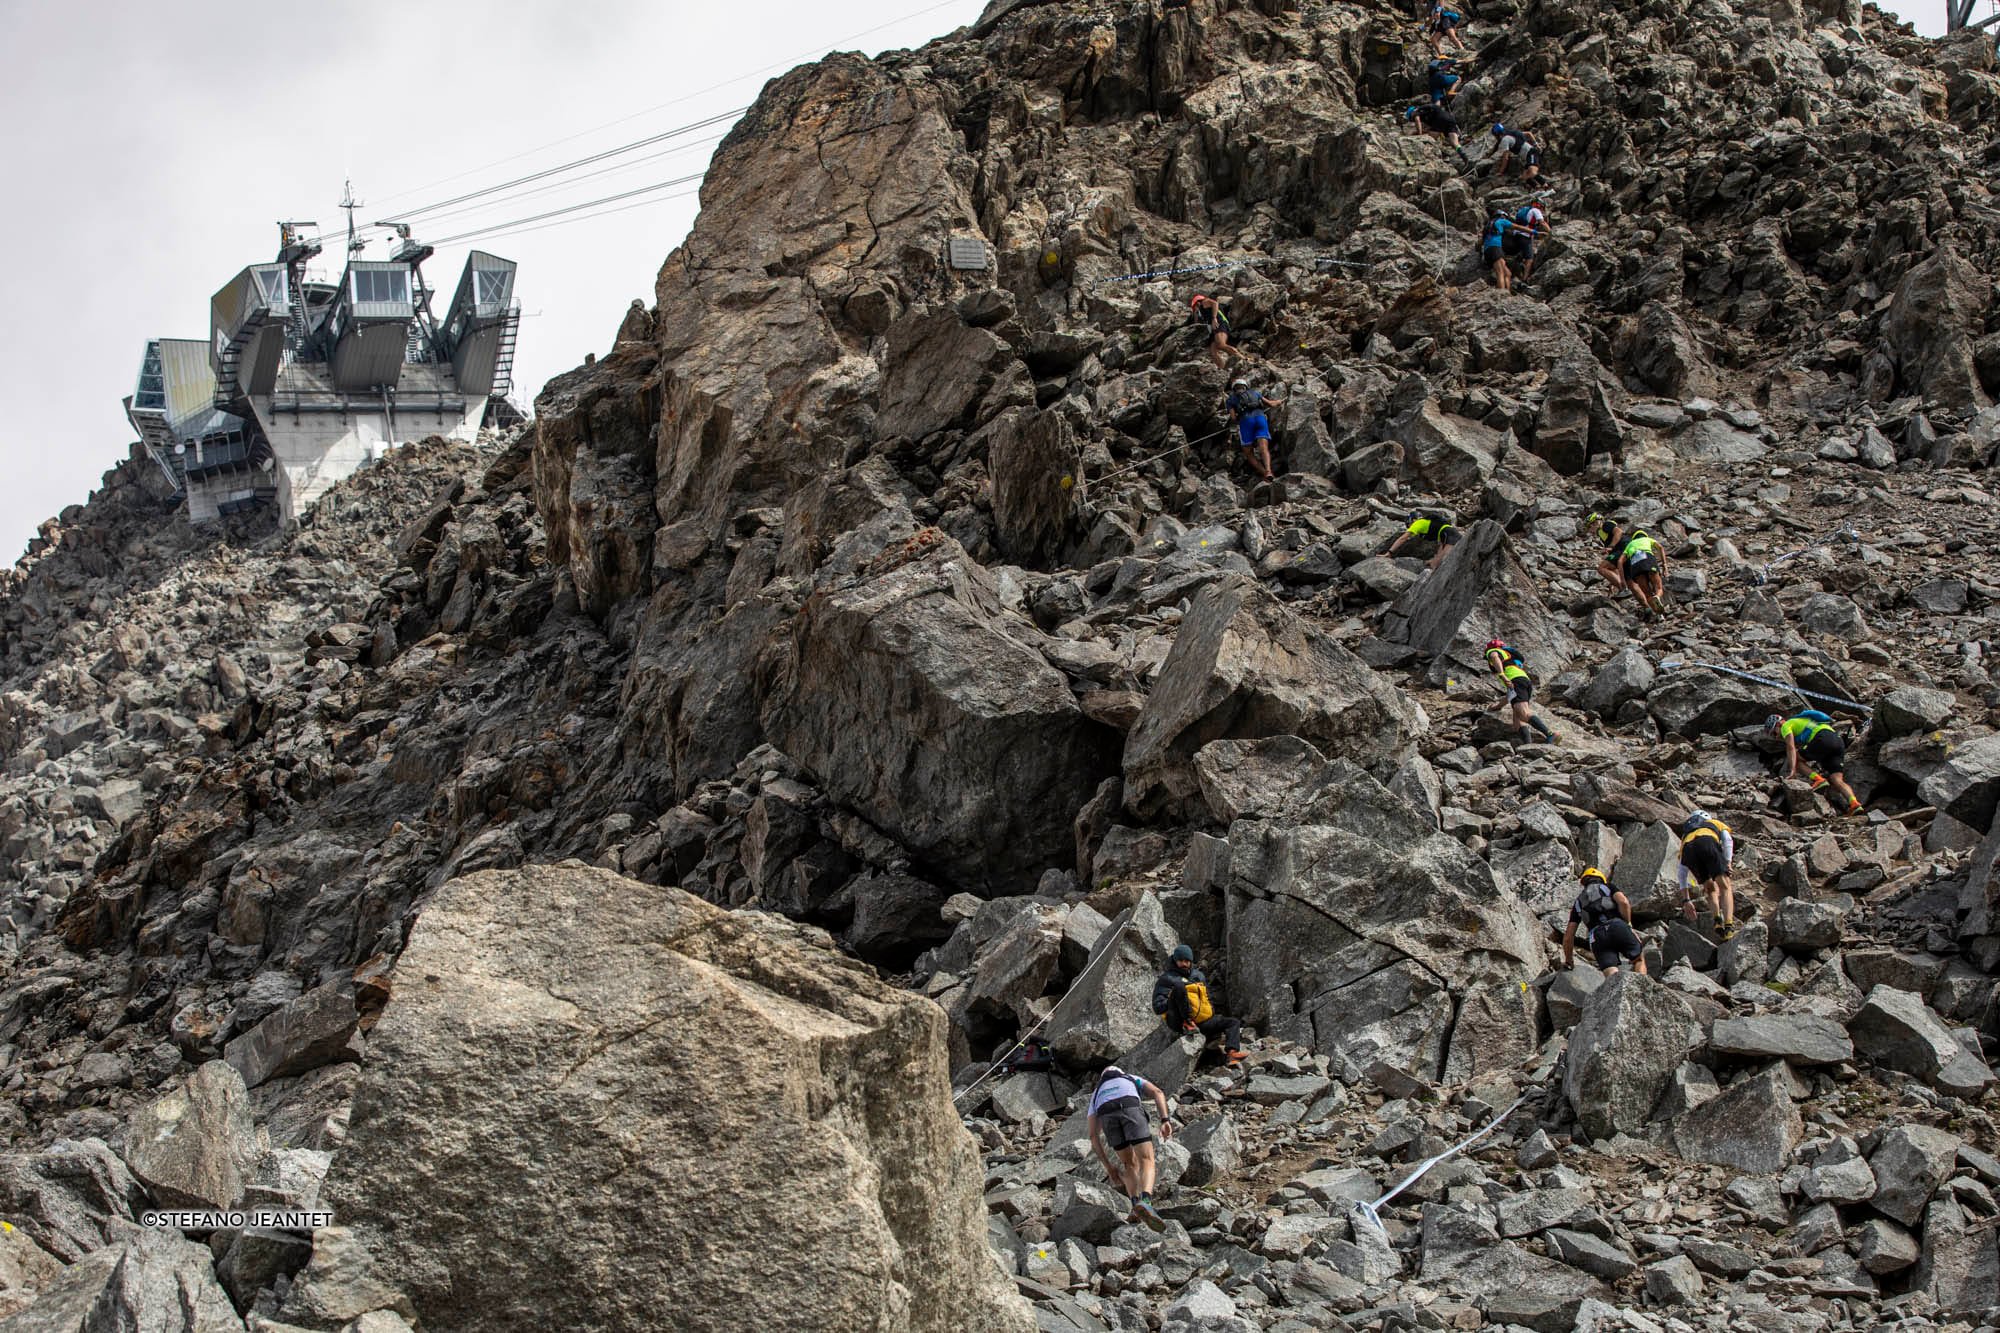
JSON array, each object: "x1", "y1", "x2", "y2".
[
  {"x1": 1564, "y1": 868, "x2": 1645, "y2": 975},
  {"x1": 1485, "y1": 639, "x2": 1557, "y2": 746},
  {"x1": 1189, "y1": 294, "x2": 1242, "y2": 369}
]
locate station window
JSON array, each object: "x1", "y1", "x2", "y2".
[
  {"x1": 476, "y1": 270, "x2": 509, "y2": 305},
  {"x1": 353, "y1": 270, "x2": 409, "y2": 304}
]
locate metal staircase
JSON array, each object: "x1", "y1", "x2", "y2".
[
  {"x1": 213, "y1": 336, "x2": 245, "y2": 410},
  {"x1": 491, "y1": 303, "x2": 522, "y2": 398}
]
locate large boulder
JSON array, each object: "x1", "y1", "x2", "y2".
[
  {"x1": 1043, "y1": 892, "x2": 1179, "y2": 1064},
  {"x1": 983, "y1": 407, "x2": 1082, "y2": 565},
  {"x1": 1608, "y1": 822, "x2": 1684, "y2": 922},
  {"x1": 1647, "y1": 668, "x2": 1770, "y2": 738},
  {"x1": 1869, "y1": 1125, "x2": 1961, "y2": 1228},
  {"x1": 222, "y1": 979, "x2": 360, "y2": 1090},
  {"x1": 1380, "y1": 520, "x2": 1576, "y2": 687},
  {"x1": 122, "y1": 1060, "x2": 259, "y2": 1211},
  {"x1": 768, "y1": 541, "x2": 1118, "y2": 893},
  {"x1": 1708, "y1": 1014, "x2": 1853, "y2": 1066},
  {"x1": 0, "y1": 1228, "x2": 243, "y2": 1333},
  {"x1": 0, "y1": 1139, "x2": 148, "y2": 1263},
  {"x1": 1882, "y1": 245, "x2": 1993, "y2": 411},
  {"x1": 1192, "y1": 735, "x2": 1332, "y2": 824},
  {"x1": 1671, "y1": 1064, "x2": 1803, "y2": 1173},
  {"x1": 298, "y1": 865, "x2": 1031, "y2": 1333},
  {"x1": 1224, "y1": 763, "x2": 1542, "y2": 1078},
  {"x1": 1563, "y1": 973, "x2": 1695, "y2": 1139},
  {"x1": 1123, "y1": 579, "x2": 1425, "y2": 820},
  {"x1": 1391, "y1": 400, "x2": 1503, "y2": 490},
  {"x1": 1848, "y1": 986, "x2": 1997, "y2": 1096},
  {"x1": 1917, "y1": 733, "x2": 2000, "y2": 835},
  {"x1": 1914, "y1": 1195, "x2": 2000, "y2": 1314}
]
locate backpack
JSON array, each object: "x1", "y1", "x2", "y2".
[
  {"x1": 1576, "y1": 881, "x2": 1618, "y2": 926},
  {"x1": 1184, "y1": 982, "x2": 1214, "y2": 1024},
  {"x1": 1795, "y1": 708, "x2": 1832, "y2": 726},
  {"x1": 1489, "y1": 642, "x2": 1524, "y2": 670}
]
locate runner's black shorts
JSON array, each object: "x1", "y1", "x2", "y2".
[
  {"x1": 1804, "y1": 731, "x2": 1846, "y2": 775},
  {"x1": 1589, "y1": 920, "x2": 1643, "y2": 969},
  {"x1": 1507, "y1": 678, "x2": 1534, "y2": 704},
  {"x1": 1438, "y1": 525, "x2": 1461, "y2": 546},
  {"x1": 1681, "y1": 836, "x2": 1727, "y2": 882},
  {"x1": 1097, "y1": 1097, "x2": 1153, "y2": 1150},
  {"x1": 1623, "y1": 552, "x2": 1659, "y2": 577}
]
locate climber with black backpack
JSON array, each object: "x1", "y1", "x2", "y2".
[
  {"x1": 1485, "y1": 638, "x2": 1558, "y2": 746},
  {"x1": 1384, "y1": 509, "x2": 1460, "y2": 572},
  {"x1": 1768, "y1": 711, "x2": 1864, "y2": 816},
  {"x1": 1677, "y1": 809, "x2": 1739, "y2": 939},
  {"x1": 1152, "y1": 945, "x2": 1246, "y2": 1065},
  {"x1": 1490, "y1": 124, "x2": 1543, "y2": 180},
  {"x1": 1563, "y1": 868, "x2": 1646, "y2": 975},
  {"x1": 1403, "y1": 102, "x2": 1473, "y2": 166}
]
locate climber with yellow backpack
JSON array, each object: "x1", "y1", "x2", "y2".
[
  {"x1": 1152, "y1": 945, "x2": 1246, "y2": 1065},
  {"x1": 1677, "y1": 809, "x2": 1739, "y2": 939}
]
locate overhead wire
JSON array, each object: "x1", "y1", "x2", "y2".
[{"x1": 420, "y1": 173, "x2": 710, "y2": 248}]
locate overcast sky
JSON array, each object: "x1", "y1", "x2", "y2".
[{"x1": 0, "y1": 0, "x2": 1950, "y2": 560}]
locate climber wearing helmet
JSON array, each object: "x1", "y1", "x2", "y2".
[
  {"x1": 1425, "y1": 0, "x2": 1468, "y2": 53},
  {"x1": 1677, "y1": 810, "x2": 1738, "y2": 940},
  {"x1": 1403, "y1": 102, "x2": 1472, "y2": 166},
  {"x1": 1189, "y1": 294, "x2": 1242, "y2": 369},
  {"x1": 1507, "y1": 199, "x2": 1550, "y2": 282},
  {"x1": 1224, "y1": 378, "x2": 1283, "y2": 482},
  {"x1": 1384, "y1": 509, "x2": 1461, "y2": 572},
  {"x1": 1585, "y1": 513, "x2": 1669, "y2": 618},
  {"x1": 1427, "y1": 56, "x2": 1465, "y2": 103},
  {"x1": 1086, "y1": 1064, "x2": 1175, "y2": 1232},
  {"x1": 1491, "y1": 124, "x2": 1543, "y2": 180},
  {"x1": 1768, "y1": 712, "x2": 1864, "y2": 816},
  {"x1": 1485, "y1": 639, "x2": 1558, "y2": 746},
  {"x1": 1564, "y1": 868, "x2": 1645, "y2": 976},
  {"x1": 1480, "y1": 212, "x2": 1518, "y2": 293}
]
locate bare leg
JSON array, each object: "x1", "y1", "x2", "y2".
[
  {"x1": 1634, "y1": 955, "x2": 1649, "y2": 975},
  {"x1": 1255, "y1": 441, "x2": 1274, "y2": 479},
  {"x1": 1829, "y1": 775, "x2": 1861, "y2": 810}
]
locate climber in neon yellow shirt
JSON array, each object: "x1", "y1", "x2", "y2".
[{"x1": 1768, "y1": 711, "x2": 1864, "y2": 816}]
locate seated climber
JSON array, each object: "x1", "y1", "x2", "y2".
[
  {"x1": 1586, "y1": 513, "x2": 1668, "y2": 618},
  {"x1": 1678, "y1": 809, "x2": 1738, "y2": 940},
  {"x1": 1491, "y1": 123, "x2": 1543, "y2": 180},
  {"x1": 1564, "y1": 868, "x2": 1646, "y2": 976},
  {"x1": 1768, "y1": 711, "x2": 1864, "y2": 816},
  {"x1": 1479, "y1": 212, "x2": 1517, "y2": 293},
  {"x1": 1426, "y1": 1, "x2": 1469, "y2": 53},
  {"x1": 1427, "y1": 56, "x2": 1465, "y2": 103},
  {"x1": 1485, "y1": 639, "x2": 1558, "y2": 746},
  {"x1": 1086, "y1": 1065, "x2": 1175, "y2": 1232},
  {"x1": 1153, "y1": 945, "x2": 1246, "y2": 1065},
  {"x1": 1385, "y1": 509, "x2": 1461, "y2": 571},
  {"x1": 1190, "y1": 294, "x2": 1244, "y2": 369},
  {"x1": 1403, "y1": 102, "x2": 1472, "y2": 166},
  {"x1": 1226, "y1": 378, "x2": 1283, "y2": 482}
]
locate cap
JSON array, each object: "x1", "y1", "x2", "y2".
[
  {"x1": 1406, "y1": 510, "x2": 1420, "y2": 523},
  {"x1": 1403, "y1": 105, "x2": 1419, "y2": 121},
  {"x1": 1579, "y1": 867, "x2": 1607, "y2": 884},
  {"x1": 1190, "y1": 294, "x2": 1207, "y2": 309},
  {"x1": 1171, "y1": 944, "x2": 1194, "y2": 963},
  {"x1": 1486, "y1": 638, "x2": 1505, "y2": 650},
  {"x1": 1765, "y1": 714, "x2": 1783, "y2": 732},
  {"x1": 1491, "y1": 122, "x2": 1506, "y2": 135}
]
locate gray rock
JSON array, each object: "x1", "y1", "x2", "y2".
[
  {"x1": 1608, "y1": 822, "x2": 1683, "y2": 922},
  {"x1": 0, "y1": 1138, "x2": 147, "y2": 1262},
  {"x1": 1546, "y1": 966, "x2": 1606, "y2": 1031},
  {"x1": 1546, "y1": 1228, "x2": 1637, "y2": 1280},
  {"x1": 223, "y1": 979, "x2": 360, "y2": 1090},
  {"x1": 1653, "y1": 1061, "x2": 1721, "y2": 1120},
  {"x1": 1671, "y1": 1065, "x2": 1803, "y2": 1173},
  {"x1": 123, "y1": 1060, "x2": 259, "y2": 1211},
  {"x1": 1051, "y1": 1177, "x2": 1130, "y2": 1244},
  {"x1": 1643, "y1": 1254, "x2": 1705, "y2": 1306},
  {"x1": 1674, "y1": 419, "x2": 1767, "y2": 463},
  {"x1": 1868, "y1": 1124, "x2": 1961, "y2": 1227},
  {"x1": 1913, "y1": 1194, "x2": 2000, "y2": 1314},
  {"x1": 216, "y1": 1226, "x2": 315, "y2": 1309},
  {"x1": 1848, "y1": 985, "x2": 1996, "y2": 1096},
  {"x1": 1223, "y1": 763, "x2": 1542, "y2": 1077},
  {"x1": 1563, "y1": 973, "x2": 1695, "y2": 1139},
  {"x1": 1918, "y1": 733, "x2": 2000, "y2": 835},
  {"x1": 1874, "y1": 686, "x2": 1957, "y2": 739},
  {"x1": 1517, "y1": 1130, "x2": 1559, "y2": 1170},
  {"x1": 1716, "y1": 920, "x2": 1770, "y2": 987},
  {"x1": 1797, "y1": 593, "x2": 1869, "y2": 641},
  {"x1": 1856, "y1": 1218, "x2": 1920, "y2": 1275},
  {"x1": 1680, "y1": 1237, "x2": 1759, "y2": 1277},
  {"x1": 0, "y1": 1228, "x2": 243, "y2": 1333},
  {"x1": 1803, "y1": 1153, "x2": 1876, "y2": 1204},
  {"x1": 1177, "y1": 1115, "x2": 1242, "y2": 1188},
  {"x1": 989, "y1": 1073, "x2": 1061, "y2": 1125},
  {"x1": 768, "y1": 541, "x2": 1118, "y2": 894},
  {"x1": 1123, "y1": 579, "x2": 1424, "y2": 821},
  {"x1": 1044, "y1": 891, "x2": 1178, "y2": 1065},
  {"x1": 1708, "y1": 1014, "x2": 1853, "y2": 1066},
  {"x1": 1576, "y1": 645, "x2": 1655, "y2": 719},
  {"x1": 1769, "y1": 899, "x2": 1845, "y2": 952},
  {"x1": 1292, "y1": 1167, "x2": 1380, "y2": 1209},
  {"x1": 1496, "y1": 1188, "x2": 1593, "y2": 1238},
  {"x1": 1380, "y1": 520, "x2": 1575, "y2": 691},
  {"x1": 1191, "y1": 735, "x2": 1330, "y2": 825},
  {"x1": 292, "y1": 865, "x2": 1031, "y2": 1333}
]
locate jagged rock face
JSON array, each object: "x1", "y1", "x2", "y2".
[
  {"x1": 303, "y1": 864, "x2": 1028, "y2": 1333},
  {"x1": 1223, "y1": 763, "x2": 1541, "y2": 1076}
]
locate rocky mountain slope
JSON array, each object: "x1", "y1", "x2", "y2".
[{"x1": 2, "y1": 0, "x2": 2000, "y2": 1326}]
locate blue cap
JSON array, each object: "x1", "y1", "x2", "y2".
[
  {"x1": 1171, "y1": 944, "x2": 1194, "y2": 962},
  {"x1": 1404, "y1": 105, "x2": 1419, "y2": 121}
]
